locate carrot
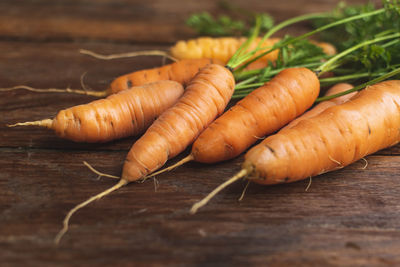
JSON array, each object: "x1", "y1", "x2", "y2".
[
  {"x1": 1, "y1": 58, "x2": 220, "y2": 97},
  {"x1": 108, "y1": 58, "x2": 223, "y2": 94},
  {"x1": 170, "y1": 37, "x2": 281, "y2": 65},
  {"x1": 148, "y1": 67, "x2": 320, "y2": 177},
  {"x1": 8, "y1": 81, "x2": 184, "y2": 143},
  {"x1": 54, "y1": 63, "x2": 235, "y2": 243},
  {"x1": 191, "y1": 80, "x2": 400, "y2": 213},
  {"x1": 282, "y1": 83, "x2": 355, "y2": 129}
]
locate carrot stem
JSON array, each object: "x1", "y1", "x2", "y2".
[
  {"x1": 262, "y1": 12, "x2": 330, "y2": 40},
  {"x1": 316, "y1": 32, "x2": 400, "y2": 74},
  {"x1": 226, "y1": 16, "x2": 261, "y2": 68},
  {"x1": 316, "y1": 67, "x2": 400, "y2": 102},
  {"x1": 54, "y1": 179, "x2": 128, "y2": 245},
  {"x1": 234, "y1": 7, "x2": 386, "y2": 73}
]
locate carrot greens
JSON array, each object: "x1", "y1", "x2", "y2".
[{"x1": 228, "y1": 1, "x2": 400, "y2": 98}]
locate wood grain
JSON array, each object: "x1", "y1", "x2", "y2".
[
  {"x1": 0, "y1": 0, "x2": 399, "y2": 266},
  {"x1": 0, "y1": 0, "x2": 380, "y2": 42}
]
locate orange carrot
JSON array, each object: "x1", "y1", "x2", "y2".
[
  {"x1": 191, "y1": 80, "x2": 400, "y2": 213},
  {"x1": 54, "y1": 64, "x2": 235, "y2": 243},
  {"x1": 8, "y1": 81, "x2": 184, "y2": 143},
  {"x1": 109, "y1": 58, "x2": 223, "y2": 94}
]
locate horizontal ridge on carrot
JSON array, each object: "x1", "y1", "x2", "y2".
[
  {"x1": 191, "y1": 80, "x2": 400, "y2": 213},
  {"x1": 8, "y1": 81, "x2": 184, "y2": 143}
]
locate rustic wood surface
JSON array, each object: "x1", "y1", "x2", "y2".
[{"x1": 1, "y1": 0, "x2": 399, "y2": 266}]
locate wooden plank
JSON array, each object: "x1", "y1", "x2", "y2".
[
  {"x1": 0, "y1": 0, "x2": 380, "y2": 43},
  {"x1": 0, "y1": 149, "x2": 400, "y2": 265}
]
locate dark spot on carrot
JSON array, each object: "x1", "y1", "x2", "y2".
[
  {"x1": 284, "y1": 177, "x2": 289, "y2": 182},
  {"x1": 110, "y1": 121, "x2": 114, "y2": 127},
  {"x1": 127, "y1": 80, "x2": 133, "y2": 88},
  {"x1": 367, "y1": 124, "x2": 371, "y2": 135},
  {"x1": 265, "y1": 144, "x2": 275, "y2": 154}
]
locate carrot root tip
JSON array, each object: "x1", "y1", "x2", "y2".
[
  {"x1": 7, "y1": 119, "x2": 53, "y2": 129},
  {"x1": 54, "y1": 179, "x2": 128, "y2": 245},
  {"x1": 190, "y1": 168, "x2": 250, "y2": 214},
  {"x1": 360, "y1": 157, "x2": 368, "y2": 169},
  {"x1": 238, "y1": 180, "x2": 251, "y2": 202},
  {"x1": 83, "y1": 161, "x2": 120, "y2": 180},
  {"x1": 0, "y1": 85, "x2": 107, "y2": 97},
  {"x1": 143, "y1": 154, "x2": 195, "y2": 181},
  {"x1": 305, "y1": 176, "x2": 312, "y2": 192}
]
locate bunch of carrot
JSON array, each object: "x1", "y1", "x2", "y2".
[{"x1": 4, "y1": 1, "x2": 400, "y2": 243}]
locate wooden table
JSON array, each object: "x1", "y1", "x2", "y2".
[{"x1": 1, "y1": 0, "x2": 399, "y2": 266}]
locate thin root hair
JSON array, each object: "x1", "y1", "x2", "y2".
[
  {"x1": 54, "y1": 179, "x2": 128, "y2": 245},
  {"x1": 83, "y1": 161, "x2": 120, "y2": 179},
  {"x1": 79, "y1": 49, "x2": 178, "y2": 62}
]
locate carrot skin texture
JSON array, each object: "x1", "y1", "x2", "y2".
[
  {"x1": 283, "y1": 83, "x2": 355, "y2": 129},
  {"x1": 109, "y1": 58, "x2": 222, "y2": 94},
  {"x1": 122, "y1": 64, "x2": 235, "y2": 182},
  {"x1": 244, "y1": 80, "x2": 400, "y2": 185},
  {"x1": 52, "y1": 81, "x2": 184, "y2": 142},
  {"x1": 191, "y1": 67, "x2": 320, "y2": 164}
]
